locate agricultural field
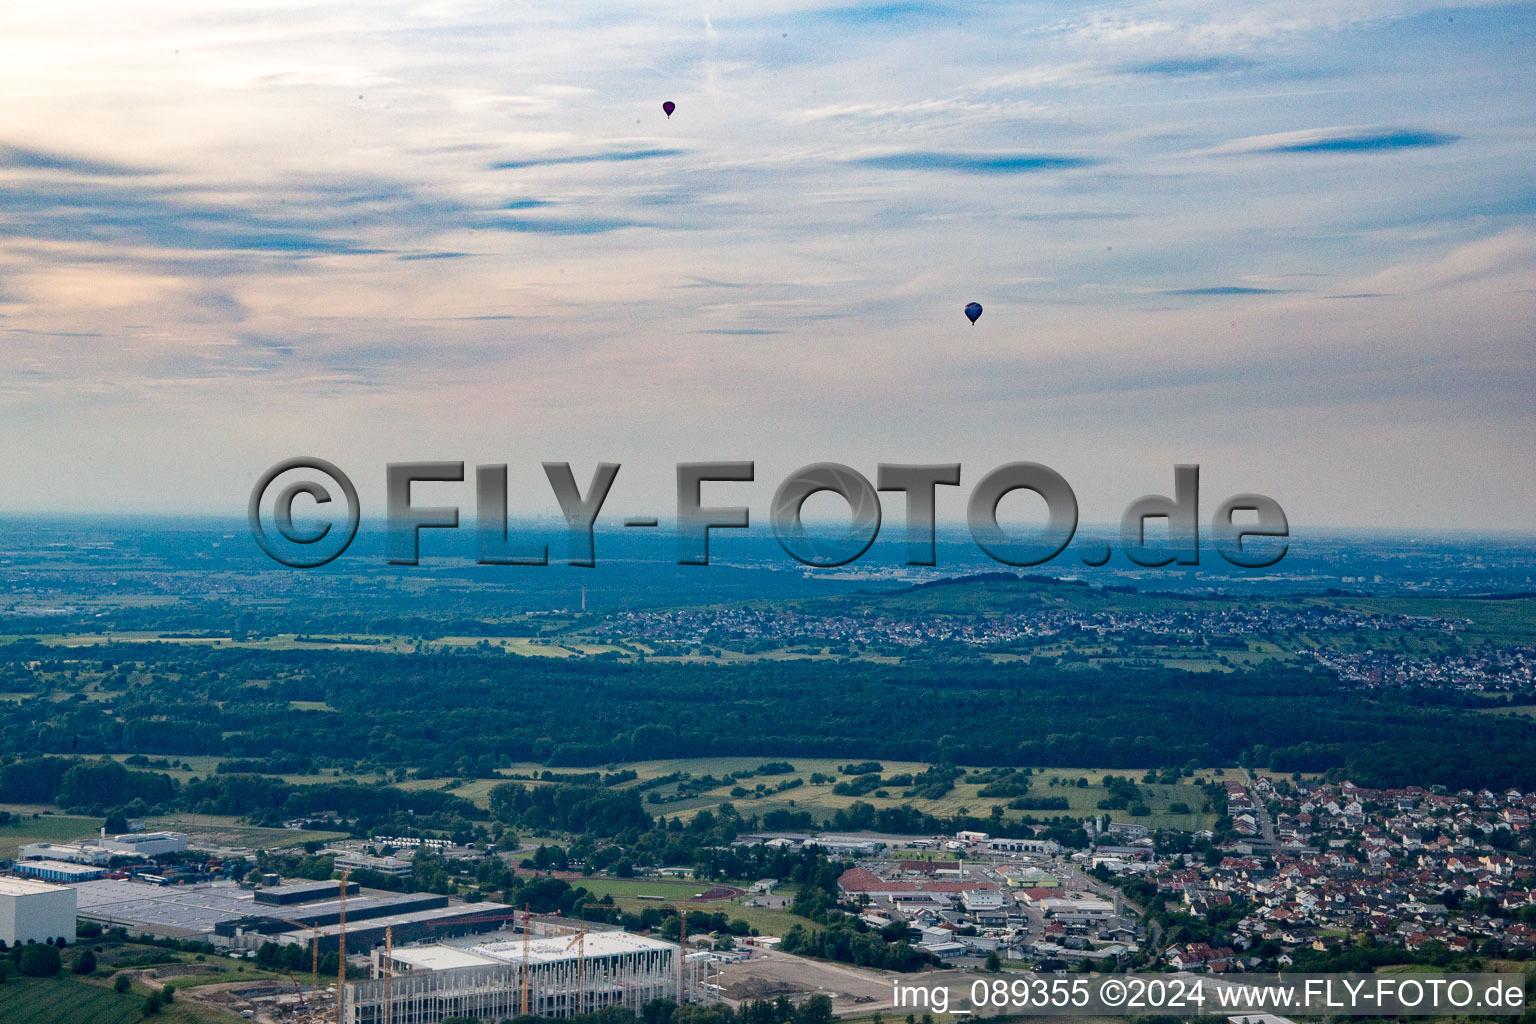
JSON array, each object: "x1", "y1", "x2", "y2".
[
  {"x1": 0, "y1": 974, "x2": 244, "y2": 1024},
  {"x1": 37, "y1": 631, "x2": 630, "y2": 659}
]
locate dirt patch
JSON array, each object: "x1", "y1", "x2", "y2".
[
  {"x1": 723, "y1": 977, "x2": 805, "y2": 1001},
  {"x1": 693, "y1": 885, "x2": 746, "y2": 901},
  {"x1": 149, "y1": 963, "x2": 215, "y2": 978}
]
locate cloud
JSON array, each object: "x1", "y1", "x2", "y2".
[
  {"x1": 0, "y1": 143, "x2": 153, "y2": 177},
  {"x1": 1124, "y1": 56, "x2": 1258, "y2": 75},
  {"x1": 850, "y1": 152, "x2": 1100, "y2": 174},
  {"x1": 807, "y1": 3, "x2": 953, "y2": 26},
  {"x1": 489, "y1": 149, "x2": 685, "y2": 170},
  {"x1": 0, "y1": 179, "x2": 377, "y2": 254},
  {"x1": 1270, "y1": 131, "x2": 1458, "y2": 153},
  {"x1": 477, "y1": 215, "x2": 640, "y2": 235},
  {"x1": 1203, "y1": 127, "x2": 1459, "y2": 156},
  {"x1": 1162, "y1": 286, "x2": 1291, "y2": 295}
]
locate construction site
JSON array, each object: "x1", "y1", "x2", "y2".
[
  {"x1": 339, "y1": 924, "x2": 716, "y2": 1024},
  {"x1": 138, "y1": 870, "x2": 716, "y2": 1024}
]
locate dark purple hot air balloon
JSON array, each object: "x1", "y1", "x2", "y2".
[
  {"x1": 964, "y1": 301, "x2": 983, "y2": 324},
  {"x1": 662, "y1": 100, "x2": 676, "y2": 118}
]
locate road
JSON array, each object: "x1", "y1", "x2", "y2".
[{"x1": 1240, "y1": 768, "x2": 1280, "y2": 849}]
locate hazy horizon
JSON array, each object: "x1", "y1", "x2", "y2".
[{"x1": 2, "y1": 0, "x2": 1532, "y2": 529}]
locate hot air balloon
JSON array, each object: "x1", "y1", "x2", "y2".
[
  {"x1": 662, "y1": 101, "x2": 676, "y2": 118},
  {"x1": 964, "y1": 301, "x2": 983, "y2": 324}
]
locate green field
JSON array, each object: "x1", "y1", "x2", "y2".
[
  {"x1": 40, "y1": 631, "x2": 629, "y2": 660},
  {"x1": 567, "y1": 877, "x2": 708, "y2": 900},
  {"x1": 142, "y1": 816, "x2": 347, "y2": 850},
  {"x1": 1478, "y1": 704, "x2": 1536, "y2": 719},
  {"x1": 0, "y1": 812, "x2": 104, "y2": 859},
  {"x1": 0, "y1": 974, "x2": 243, "y2": 1024},
  {"x1": 86, "y1": 753, "x2": 1218, "y2": 836},
  {"x1": 573, "y1": 757, "x2": 1218, "y2": 831}
]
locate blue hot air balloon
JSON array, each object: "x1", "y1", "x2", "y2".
[
  {"x1": 964, "y1": 301, "x2": 983, "y2": 324},
  {"x1": 662, "y1": 101, "x2": 676, "y2": 118}
]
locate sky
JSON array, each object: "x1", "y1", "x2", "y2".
[{"x1": 0, "y1": 0, "x2": 1533, "y2": 532}]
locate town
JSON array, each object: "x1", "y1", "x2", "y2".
[{"x1": 3, "y1": 766, "x2": 1533, "y2": 1023}]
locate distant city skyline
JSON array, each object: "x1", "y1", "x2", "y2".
[{"x1": 1, "y1": 0, "x2": 1532, "y2": 529}]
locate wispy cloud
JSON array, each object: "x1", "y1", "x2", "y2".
[
  {"x1": 0, "y1": 143, "x2": 153, "y2": 177},
  {"x1": 850, "y1": 152, "x2": 1099, "y2": 174},
  {"x1": 1124, "y1": 56, "x2": 1258, "y2": 76},
  {"x1": 1203, "y1": 127, "x2": 1459, "y2": 156},
  {"x1": 489, "y1": 149, "x2": 685, "y2": 170},
  {"x1": 1162, "y1": 285, "x2": 1291, "y2": 295},
  {"x1": 478, "y1": 215, "x2": 640, "y2": 235}
]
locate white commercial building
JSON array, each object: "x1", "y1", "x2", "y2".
[
  {"x1": 332, "y1": 851, "x2": 413, "y2": 877},
  {"x1": 99, "y1": 832, "x2": 188, "y2": 857},
  {"x1": 1038, "y1": 893, "x2": 1115, "y2": 924},
  {"x1": 987, "y1": 837, "x2": 1060, "y2": 855},
  {"x1": 0, "y1": 877, "x2": 78, "y2": 946},
  {"x1": 17, "y1": 842, "x2": 114, "y2": 866}
]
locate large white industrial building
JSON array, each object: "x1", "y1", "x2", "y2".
[
  {"x1": 99, "y1": 831, "x2": 188, "y2": 856},
  {"x1": 342, "y1": 930, "x2": 715, "y2": 1024},
  {"x1": 0, "y1": 877, "x2": 78, "y2": 947}
]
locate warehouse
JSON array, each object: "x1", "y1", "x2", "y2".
[
  {"x1": 0, "y1": 877, "x2": 77, "y2": 947},
  {"x1": 342, "y1": 930, "x2": 715, "y2": 1024},
  {"x1": 14, "y1": 859, "x2": 108, "y2": 883},
  {"x1": 71, "y1": 877, "x2": 511, "y2": 949},
  {"x1": 253, "y1": 879, "x2": 360, "y2": 906},
  {"x1": 74, "y1": 878, "x2": 261, "y2": 939},
  {"x1": 16, "y1": 842, "x2": 114, "y2": 866},
  {"x1": 257, "y1": 900, "x2": 518, "y2": 954},
  {"x1": 99, "y1": 832, "x2": 188, "y2": 857}
]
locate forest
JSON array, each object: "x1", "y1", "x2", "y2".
[{"x1": 3, "y1": 638, "x2": 1536, "y2": 790}]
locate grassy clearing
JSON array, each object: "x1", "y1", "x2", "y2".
[
  {"x1": 0, "y1": 812, "x2": 104, "y2": 859},
  {"x1": 567, "y1": 877, "x2": 706, "y2": 900},
  {"x1": 589, "y1": 759, "x2": 1219, "y2": 831},
  {"x1": 93, "y1": 753, "x2": 1222, "y2": 832},
  {"x1": 142, "y1": 815, "x2": 346, "y2": 850},
  {"x1": 1478, "y1": 704, "x2": 1536, "y2": 719},
  {"x1": 559, "y1": 876, "x2": 810, "y2": 937}
]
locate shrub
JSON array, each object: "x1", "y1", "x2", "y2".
[{"x1": 19, "y1": 943, "x2": 62, "y2": 977}]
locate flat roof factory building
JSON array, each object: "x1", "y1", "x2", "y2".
[
  {"x1": 99, "y1": 832, "x2": 188, "y2": 857},
  {"x1": 13, "y1": 860, "x2": 108, "y2": 884},
  {"x1": 71, "y1": 877, "x2": 515, "y2": 949},
  {"x1": 0, "y1": 877, "x2": 77, "y2": 947}
]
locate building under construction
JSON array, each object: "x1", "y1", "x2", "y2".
[{"x1": 340, "y1": 928, "x2": 716, "y2": 1024}]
